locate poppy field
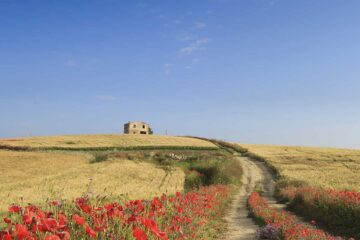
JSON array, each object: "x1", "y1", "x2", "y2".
[
  {"x1": 247, "y1": 192, "x2": 343, "y2": 240},
  {"x1": 0, "y1": 185, "x2": 231, "y2": 240},
  {"x1": 278, "y1": 186, "x2": 360, "y2": 239}
]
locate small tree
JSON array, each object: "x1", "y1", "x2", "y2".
[{"x1": 148, "y1": 127, "x2": 154, "y2": 135}]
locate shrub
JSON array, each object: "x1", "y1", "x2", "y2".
[
  {"x1": 90, "y1": 152, "x2": 108, "y2": 163},
  {"x1": 179, "y1": 156, "x2": 242, "y2": 191},
  {"x1": 184, "y1": 170, "x2": 204, "y2": 190},
  {"x1": 274, "y1": 179, "x2": 308, "y2": 202}
]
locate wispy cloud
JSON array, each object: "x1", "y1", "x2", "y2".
[
  {"x1": 179, "y1": 38, "x2": 210, "y2": 55},
  {"x1": 96, "y1": 95, "x2": 117, "y2": 101},
  {"x1": 164, "y1": 63, "x2": 173, "y2": 75},
  {"x1": 194, "y1": 21, "x2": 207, "y2": 29},
  {"x1": 184, "y1": 58, "x2": 200, "y2": 70}
]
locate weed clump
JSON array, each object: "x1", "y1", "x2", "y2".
[{"x1": 90, "y1": 152, "x2": 109, "y2": 163}]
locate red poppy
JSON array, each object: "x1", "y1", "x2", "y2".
[
  {"x1": 133, "y1": 227, "x2": 147, "y2": 240},
  {"x1": 73, "y1": 214, "x2": 85, "y2": 225},
  {"x1": 85, "y1": 225, "x2": 97, "y2": 238},
  {"x1": 15, "y1": 224, "x2": 31, "y2": 240},
  {"x1": 40, "y1": 218, "x2": 59, "y2": 232},
  {"x1": 8, "y1": 205, "x2": 22, "y2": 214},
  {"x1": 22, "y1": 212, "x2": 36, "y2": 225},
  {"x1": 58, "y1": 213, "x2": 68, "y2": 226},
  {"x1": 3, "y1": 218, "x2": 11, "y2": 224},
  {"x1": 44, "y1": 234, "x2": 61, "y2": 240},
  {"x1": 1, "y1": 233, "x2": 12, "y2": 240},
  {"x1": 58, "y1": 231, "x2": 70, "y2": 240}
]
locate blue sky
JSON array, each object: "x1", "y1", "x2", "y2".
[{"x1": 1, "y1": 0, "x2": 360, "y2": 148}]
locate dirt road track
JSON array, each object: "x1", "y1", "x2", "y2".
[{"x1": 223, "y1": 155, "x2": 276, "y2": 240}]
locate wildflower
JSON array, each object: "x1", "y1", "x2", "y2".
[
  {"x1": 8, "y1": 205, "x2": 22, "y2": 214},
  {"x1": 85, "y1": 225, "x2": 97, "y2": 238},
  {"x1": 75, "y1": 197, "x2": 92, "y2": 214},
  {"x1": 256, "y1": 224, "x2": 280, "y2": 240},
  {"x1": 38, "y1": 218, "x2": 59, "y2": 232},
  {"x1": 44, "y1": 234, "x2": 61, "y2": 240},
  {"x1": 248, "y1": 192, "x2": 338, "y2": 240},
  {"x1": 15, "y1": 224, "x2": 31, "y2": 240},
  {"x1": 3, "y1": 218, "x2": 11, "y2": 224},
  {"x1": 133, "y1": 227, "x2": 147, "y2": 240},
  {"x1": 1, "y1": 233, "x2": 12, "y2": 240},
  {"x1": 73, "y1": 214, "x2": 85, "y2": 225},
  {"x1": 0, "y1": 185, "x2": 231, "y2": 240},
  {"x1": 49, "y1": 200, "x2": 62, "y2": 207},
  {"x1": 58, "y1": 213, "x2": 67, "y2": 226},
  {"x1": 57, "y1": 231, "x2": 70, "y2": 240}
]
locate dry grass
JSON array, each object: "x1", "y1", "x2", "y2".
[
  {"x1": 240, "y1": 144, "x2": 360, "y2": 191},
  {"x1": 0, "y1": 134, "x2": 216, "y2": 149},
  {"x1": 0, "y1": 150, "x2": 184, "y2": 211}
]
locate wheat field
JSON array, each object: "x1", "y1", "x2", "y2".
[
  {"x1": 0, "y1": 134, "x2": 216, "y2": 149},
  {"x1": 0, "y1": 150, "x2": 184, "y2": 211},
  {"x1": 241, "y1": 144, "x2": 360, "y2": 191}
]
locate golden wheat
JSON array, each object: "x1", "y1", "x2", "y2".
[
  {"x1": 0, "y1": 134, "x2": 216, "y2": 149},
  {"x1": 240, "y1": 144, "x2": 360, "y2": 191},
  {"x1": 0, "y1": 150, "x2": 184, "y2": 211}
]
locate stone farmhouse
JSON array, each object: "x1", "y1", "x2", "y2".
[{"x1": 123, "y1": 121, "x2": 150, "y2": 135}]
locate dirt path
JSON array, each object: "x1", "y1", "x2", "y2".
[
  {"x1": 224, "y1": 155, "x2": 277, "y2": 240},
  {"x1": 223, "y1": 151, "x2": 333, "y2": 240}
]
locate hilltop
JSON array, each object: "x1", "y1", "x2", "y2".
[{"x1": 0, "y1": 134, "x2": 217, "y2": 151}]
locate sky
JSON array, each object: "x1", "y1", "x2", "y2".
[{"x1": 1, "y1": 0, "x2": 360, "y2": 149}]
